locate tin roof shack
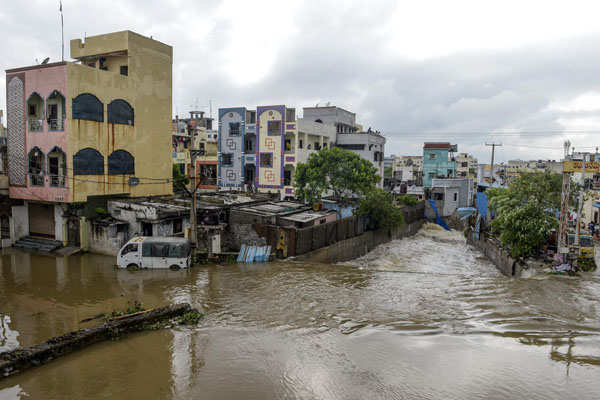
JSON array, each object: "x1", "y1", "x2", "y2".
[
  {"x1": 87, "y1": 215, "x2": 129, "y2": 256},
  {"x1": 227, "y1": 201, "x2": 309, "y2": 250},
  {"x1": 279, "y1": 209, "x2": 337, "y2": 229},
  {"x1": 107, "y1": 198, "x2": 191, "y2": 241}
]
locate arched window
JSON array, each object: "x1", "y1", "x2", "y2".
[
  {"x1": 73, "y1": 148, "x2": 104, "y2": 175},
  {"x1": 107, "y1": 99, "x2": 134, "y2": 125},
  {"x1": 28, "y1": 147, "x2": 45, "y2": 186},
  {"x1": 108, "y1": 150, "x2": 135, "y2": 175},
  {"x1": 48, "y1": 146, "x2": 67, "y2": 187},
  {"x1": 47, "y1": 90, "x2": 66, "y2": 131},
  {"x1": 27, "y1": 92, "x2": 44, "y2": 131},
  {"x1": 72, "y1": 93, "x2": 103, "y2": 122}
]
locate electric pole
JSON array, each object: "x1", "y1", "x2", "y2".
[
  {"x1": 485, "y1": 143, "x2": 502, "y2": 183},
  {"x1": 189, "y1": 149, "x2": 205, "y2": 248}
]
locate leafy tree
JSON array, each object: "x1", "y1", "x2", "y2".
[
  {"x1": 384, "y1": 166, "x2": 393, "y2": 178},
  {"x1": 491, "y1": 201, "x2": 557, "y2": 258},
  {"x1": 487, "y1": 171, "x2": 566, "y2": 258},
  {"x1": 172, "y1": 164, "x2": 190, "y2": 194},
  {"x1": 294, "y1": 147, "x2": 380, "y2": 204},
  {"x1": 397, "y1": 194, "x2": 417, "y2": 206},
  {"x1": 357, "y1": 188, "x2": 404, "y2": 230}
]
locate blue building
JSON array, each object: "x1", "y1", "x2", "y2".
[
  {"x1": 218, "y1": 107, "x2": 256, "y2": 189},
  {"x1": 422, "y1": 142, "x2": 457, "y2": 187}
]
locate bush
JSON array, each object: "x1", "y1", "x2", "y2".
[
  {"x1": 397, "y1": 194, "x2": 417, "y2": 206},
  {"x1": 357, "y1": 188, "x2": 404, "y2": 230}
]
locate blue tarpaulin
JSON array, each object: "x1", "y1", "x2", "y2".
[
  {"x1": 475, "y1": 192, "x2": 488, "y2": 220},
  {"x1": 428, "y1": 199, "x2": 451, "y2": 231}
]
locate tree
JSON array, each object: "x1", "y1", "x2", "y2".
[
  {"x1": 294, "y1": 147, "x2": 380, "y2": 204},
  {"x1": 488, "y1": 171, "x2": 564, "y2": 258},
  {"x1": 384, "y1": 166, "x2": 393, "y2": 178},
  {"x1": 357, "y1": 188, "x2": 404, "y2": 230},
  {"x1": 172, "y1": 164, "x2": 190, "y2": 194}
]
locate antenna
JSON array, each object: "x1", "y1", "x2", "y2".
[
  {"x1": 41, "y1": 57, "x2": 50, "y2": 65},
  {"x1": 60, "y1": 1, "x2": 64, "y2": 61}
]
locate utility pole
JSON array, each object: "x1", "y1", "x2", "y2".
[
  {"x1": 558, "y1": 140, "x2": 572, "y2": 263},
  {"x1": 485, "y1": 143, "x2": 502, "y2": 183},
  {"x1": 575, "y1": 152, "x2": 589, "y2": 247},
  {"x1": 189, "y1": 150, "x2": 204, "y2": 248},
  {"x1": 60, "y1": 1, "x2": 64, "y2": 61}
]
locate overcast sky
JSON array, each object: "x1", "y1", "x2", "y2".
[{"x1": 2, "y1": 0, "x2": 600, "y2": 163}]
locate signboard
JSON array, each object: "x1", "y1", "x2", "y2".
[{"x1": 563, "y1": 161, "x2": 600, "y2": 173}]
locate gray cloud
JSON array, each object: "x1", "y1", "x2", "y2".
[{"x1": 2, "y1": 1, "x2": 600, "y2": 163}]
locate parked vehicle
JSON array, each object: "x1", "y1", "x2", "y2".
[
  {"x1": 567, "y1": 234, "x2": 595, "y2": 259},
  {"x1": 117, "y1": 237, "x2": 191, "y2": 270}
]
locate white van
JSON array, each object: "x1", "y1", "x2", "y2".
[{"x1": 117, "y1": 237, "x2": 191, "y2": 270}]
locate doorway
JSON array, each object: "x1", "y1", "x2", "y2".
[
  {"x1": 142, "y1": 222, "x2": 153, "y2": 236},
  {"x1": 29, "y1": 203, "x2": 55, "y2": 238}
]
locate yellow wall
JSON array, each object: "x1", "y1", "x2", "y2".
[{"x1": 66, "y1": 31, "x2": 172, "y2": 202}]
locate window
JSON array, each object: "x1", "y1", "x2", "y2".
[
  {"x1": 73, "y1": 148, "x2": 104, "y2": 175},
  {"x1": 29, "y1": 104, "x2": 36, "y2": 116},
  {"x1": 284, "y1": 170, "x2": 291, "y2": 186},
  {"x1": 108, "y1": 99, "x2": 134, "y2": 125},
  {"x1": 246, "y1": 111, "x2": 256, "y2": 124},
  {"x1": 229, "y1": 122, "x2": 241, "y2": 135},
  {"x1": 461, "y1": 162, "x2": 468, "y2": 167},
  {"x1": 285, "y1": 139, "x2": 292, "y2": 151},
  {"x1": 120, "y1": 65, "x2": 128, "y2": 76},
  {"x1": 337, "y1": 144, "x2": 365, "y2": 151},
  {"x1": 260, "y1": 153, "x2": 273, "y2": 168},
  {"x1": 453, "y1": 193, "x2": 458, "y2": 202},
  {"x1": 72, "y1": 93, "x2": 103, "y2": 122},
  {"x1": 99, "y1": 57, "x2": 108, "y2": 70},
  {"x1": 433, "y1": 192, "x2": 444, "y2": 200},
  {"x1": 323, "y1": 142, "x2": 328, "y2": 149},
  {"x1": 314, "y1": 143, "x2": 321, "y2": 150},
  {"x1": 267, "y1": 120, "x2": 281, "y2": 135},
  {"x1": 222, "y1": 153, "x2": 233, "y2": 166},
  {"x1": 173, "y1": 218, "x2": 183, "y2": 234},
  {"x1": 245, "y1": 139, "x2": 253, "y2": 152},
  {"x1": 429, "y1": 153, "x2": 435, "y2": 159},
  {"x1": 121, "y1": 243, "x2": 138, "y2": 256},
  {"x1": 28, "y1": 147, "x2": 45, "y2": 186},
  {"x1": 299, "y1": 139, "x2": 303, "y2": 149},
  {"x1": 108, "y1": 150, "x2": 135, "y2": 175}
]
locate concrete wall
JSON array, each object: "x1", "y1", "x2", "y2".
[
  {"x1": 10, "y1": 204, "x2": 28, "y2": 241},
  {"x1": 465, "y1": 228, "x2": 521, "y2": 277},
  {"x1": 88, "y1": 222, "x2": 127, "y2": 256},
  {"x1": 295, "y1": 219, "x2": 424, "y2": 264},
  {"x1": 218, "y1": 107, "x2": 245, "y2": 188}
]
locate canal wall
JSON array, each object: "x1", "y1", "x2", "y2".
[
  {"x1": 465, "y1": 228, "x2": 522, "y2": 277},
  {"x1": 294, "y1": 219, "x2": 424, "y2": 264}
]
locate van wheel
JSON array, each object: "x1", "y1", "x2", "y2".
[
  {"x1": 126, "y1": 263, "x2": 140, "y2": 271},
  {"x1": 169, "y1": 264, "x2": 181, "y2": 271}
]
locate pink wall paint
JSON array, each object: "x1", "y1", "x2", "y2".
[{"x1": 10, "y1": 65, "x2": 69, "y2": 202}]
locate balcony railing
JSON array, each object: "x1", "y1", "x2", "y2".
[
  {"x1": 48, "y1": 118, "x2": 64, "y2": 131},
  {"x1": 29, "y1": 173, "x2": 44, "y2": 186},
  {"x1": 49, "y1": 175, "x2": 66, "y2": 187},
  {"x1": 28, "y1": 119, "x2": 43, "y2": 132}
]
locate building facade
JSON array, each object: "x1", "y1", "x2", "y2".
[
  {"x1": 336, "y1": 131, "x2": 386, "y2": 188},
  {"x1": 5, "y1": 30, "x2": 172, "y2": 241},
  {"x1": 423, "y1": 143, "x2": 457, "y2": 187},
  {"x1": 455, "y1": 153, "x2": 478, "y2": 178}
]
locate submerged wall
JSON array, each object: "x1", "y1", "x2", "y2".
[{"x1": 465, "y1": 228, "x2": 521, "y2": 277}]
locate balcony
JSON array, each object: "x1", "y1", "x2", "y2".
[
  {"x1": 29, "y1": 173, "x2": 44, "y2": 186},
  {"x1": 28, "y1": 118, "x2": 43, "y2": 132},
  {"x1": 49, "y1": 175, "x2": 66, "y2": 187},
  {"x1": 48, "y1": 118, "x2": 64, "y2": 132}
]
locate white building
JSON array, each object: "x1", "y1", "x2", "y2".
[
  {"x1": 455, "y1": 153, "x2": 478, "y2": 178},
  {"x1": 336, "y1": 131, "x2": 386, "y2": 188}
]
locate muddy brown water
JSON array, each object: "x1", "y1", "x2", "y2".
[{"x1": 1, "y1": 224, "x2": 599, "y2": 399}]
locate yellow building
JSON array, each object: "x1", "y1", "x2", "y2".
[{"x1": 5, "y1": 30, "x2": 172, "y2": 241}]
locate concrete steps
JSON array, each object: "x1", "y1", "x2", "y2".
[{"x1": 13, "y1": 236, "x2": 63, "y2": 253}]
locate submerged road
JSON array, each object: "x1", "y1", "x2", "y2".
[{"x1": 1, "y1": 223, "x2": 599, "y2": 399}]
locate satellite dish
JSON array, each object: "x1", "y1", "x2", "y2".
[{"x1": 41, "y1": 57, "x2": 50, "y2": 64}]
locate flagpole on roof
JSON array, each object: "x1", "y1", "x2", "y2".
[{"x1": 60, "y1": 1, "x2": 64, "y2": 61}]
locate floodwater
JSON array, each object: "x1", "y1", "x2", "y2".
[{"x1": 1, "y1": 224, "x2": 599, "y2": 399}]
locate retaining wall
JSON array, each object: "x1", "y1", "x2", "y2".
[
  {"x1": 295, "y1": 219, "x2": 424, "y2": 264},
  {"x1": 465, "y1": 228, "x2": 522, "y2": 277}
]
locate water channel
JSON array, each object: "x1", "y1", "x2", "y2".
[{"x1": 1, "y1": 224, "x2": 599, "y2": 399}]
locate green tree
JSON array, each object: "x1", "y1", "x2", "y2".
[
  {"x1": 384, "y1": 166, "x2": 393, "y2": 178},
  {"x1": 294, "y1": 147, "x2": 380, "y2": 204},
  {"x1": 172, "y1": 164, "x2": 190, "y2": 194},
  {"x1": 487, "y1": 171, "x2": 565, "y2": 258},
  {"x1": 357, "y1": 188, "x2": 404, "y2": 230}
]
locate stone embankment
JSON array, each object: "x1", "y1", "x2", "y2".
[
  {"x1": 0, "y1": 303, "x2": 192, "y2": 379},
  {"x1": 465, "y1": 228, "x2": 523, "y2": 277}
]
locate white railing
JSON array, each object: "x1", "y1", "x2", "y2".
[
  {"x1": 28, "y1": 119, "x2": 43, "y2": 132},
  {"x1": 29, "y1": 173, "x2": 44, "y2": 186},
  {"x1": 48, "y1": 118, "x2": 64, "y2": 131},
  {"x1": 49, "y1": 175, "x2": 66, "y2": 187}
]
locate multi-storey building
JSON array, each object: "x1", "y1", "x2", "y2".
[
  {"x1": 172, "y1": 111, "x2": 214, "y2": 177},
  {"x1": 423, "y1": 143, "x2": 457, "y2": 187},
  {"x1": 455, "y1": 152, "x2": 478, "y2": 178},
  {"x1": 303, "y1": 105, "x2": 385, "y2": 188},
  {"x1": 217, "y1": 105, "x2": 336, "y2": 198},
  {"x1": 5, "y1": 30, "x2": 172, "y2": 242}
]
